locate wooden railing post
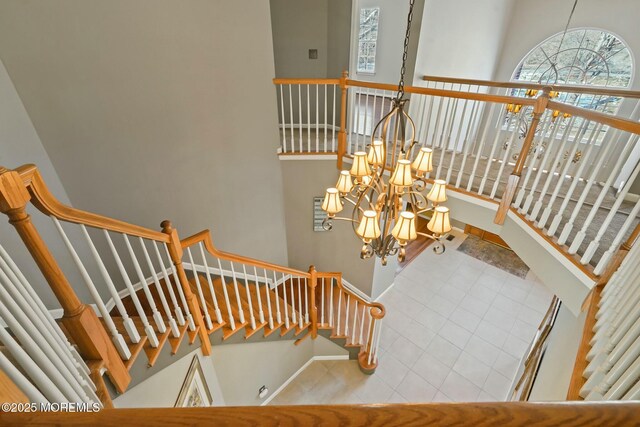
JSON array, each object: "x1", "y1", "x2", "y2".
[
  {"x1": 0, "y1": 167, "x2": 131, "y2": 393},
  {"x1": 358, "y1": 306, "x2": 383, "y2": 374},
  {"x1": 494, "y1": 88, "x2": 550, "y2": 225},
  {"x1": 161, "y1": 220, "x2": 212, "y2": 356},
  {"x1": 337, "y1": 70, "x2": 349, "y2": 170},
  {"x1": 308, "y1": 266, "x2": 318, "y2": 339}
]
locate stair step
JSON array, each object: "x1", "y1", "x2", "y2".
[
  {"x1": 99, "y1": 317, "x2": 147, "y2": 371},
  {"x1": 168, "y1": 323, "x2": 190, "y2": 355}
]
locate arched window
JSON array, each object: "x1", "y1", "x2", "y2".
[{"x1": 512, "y1": 28, "x2": 634, "y2": 114}]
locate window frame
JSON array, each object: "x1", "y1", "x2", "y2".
[{"x1": 356, "y1": 7, "x2": 380, "y2": 75}]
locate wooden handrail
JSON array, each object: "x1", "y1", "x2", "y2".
[
  {"x1": 4, "y1": 402, "x2": 640, "y2": 426},
  {"x1": 14, "y1": 164, "x2": 170, "y2": 242},
  {"x1": 422, "y1": 74, "x2": 640, "y2": 99},
  {"x1": 346, "y1": 79, "x2": 537, "y2": 106},
  {"x1": 546, "y1": 100, "x2": 640, "y2": 135},
  {"x1": 272, "y1": 78, "x2": 340, "y2": 85},
  {"x1": 181, "y1": 229, "x2": 311, "y2": 278}
]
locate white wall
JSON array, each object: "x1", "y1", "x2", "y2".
[
  {"x1": 0, "y1": 58, "x2": 94, "y2": 308},
  {"x1": 413, "y1": 0, "x2": 514, "y2": 82},
  {"x1": 0, "y1": 0, "x2": 288, "y2": 266}
]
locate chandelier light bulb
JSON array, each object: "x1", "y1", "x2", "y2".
[
  {"x1": 350, "y1": 152, "x2": 372, "y2": 178},
  {"x1": 367, "y1": 139, "x2": 385, "y2": 166},
  {"x1": 391, "y1": 211, "x2": 417, "y2": 244},
  {"x1": 427, "y1": 206, "x2": 451, "y2": 235},
  {"x1": 389, "y1": 159, "x2": 413, "y2": 187},
  {"x1": 335, "y1": 170, "x2": 354, "y2": 194},
  {"x1": 356, "y1": 210, "x2": 381, "y2": 242},
  {"x1": 427, "y1": 179, "x2": 448, "y2": 203},
  {"x1": 321, "y1": 188, "x2": 343, "y2": 215},
  {"x1": 411, "y1": 147, "x2": 433, "y2": 174}
]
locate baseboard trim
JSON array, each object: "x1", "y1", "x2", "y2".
[{"x1": 260, "y1": 354, "x2": 349, "y2": 406}]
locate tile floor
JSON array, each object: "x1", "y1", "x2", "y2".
[{"x1": 270, "y1": 230, "x2": 555, "y2": 405}]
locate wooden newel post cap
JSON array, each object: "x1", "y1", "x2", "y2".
[
  {"x1": 160, "y1": 220, "x2": 173, "y2": 233},
  {"x1": 308, "y1": 265, "x2": 316, "y2": 274}
]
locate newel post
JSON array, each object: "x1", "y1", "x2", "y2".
[
  {"x1": 337, "y1": 70, "x2": 349, "y2": 170},
  {"x1": 308, "y1": 266, "x2": 318, "y2": 339},
  {"x1": 161, "y1": 220, "x2": 212, "y2": 356},
  {"x1": 494, "y1": 88, "x2": 550, "y2": 225},
  {"x1": 0, "y1": 167, "x2": 130, "y2": 393}
]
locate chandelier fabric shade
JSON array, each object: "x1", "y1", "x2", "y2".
[
  {"x1": 392, "y1": 211, "x2": 417, "y2": 244},
  {"x1": 367, "y1": 140, "x2": 386, "y2": 166},
  {"x1": 356, "y1": 210, "x2": 381, "y2": 241},
  {"x1": 336, "y1": 170, "x2": 354, "y2": 194},
  {"x1": 389, "y1": 160, "x2": 413, "y2": 187},
  {"x1": 350, "y1": 152, "x2": 371, "y2": 178},
  {"x1": 427, "y1": 179, "x2": 448, "y2": 203},
  {"x1": 321, "y1": 188, "x2": 343, "y2": 215},
  {"x1": 411, "y1": 147, "x2": 433, "y2": 174},
  {"x1": 427, "y1": 206, "x2": 452, "y2": 235}
]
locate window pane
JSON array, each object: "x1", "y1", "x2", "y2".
[{"x1": 357, "y1": 7, "x2": 379, "y2": 73}]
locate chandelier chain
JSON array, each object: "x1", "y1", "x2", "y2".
[{"x1": 396, "y1": 0, "x2": 415, "y2": 101}]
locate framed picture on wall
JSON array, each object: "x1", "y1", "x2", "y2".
[{"x1": 175, "y1": 356, "x2": 213, "y2": 407}]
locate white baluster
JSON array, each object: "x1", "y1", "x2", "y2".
[
  {"x1": 297, "y1": 277, "x2": 303, "y2": 329},
  {"x1": 320, "y1": 277, "x2": 325, "y2": 325},
  {"x1": 123, "y1": 234, "x2": 166, "y2": 336},
  {"x1": 527, "y1": 117, "x2": 579, "y2": 220},
  {"x1": 186, "y1": 247, "x2": 213, "y2": 331},
  {"x1": 0, "y1": 351, "x2": 48, "y2": 404},
  {"x1": 359, "y1": 304, "x2": 366, "y2": 345},
  {"x1": 316, "y1": 84, "x2": 320, "y2": 152},
  {"x1": 537, "y1": 120, "x2": 592, "y2": 229},
  {"x1": 304, "y1": 277, "x2": 309, "y2": 324},
  {"x1": 455, "y1": 93, "x2": 482, "y2": 188},
  {"x1": 299, "y1": 84, "x2": 303, "y2": 152},
  {"x1": 254, "y1": 266, "x2": 265, "y2": 324},
  {"x1": 281, "y1": 273, "x2": 291, "y2": 329},
  {"x1": 278, "y1": 85, "x2": 287, "y2": 152},
  {"x1": 242, "y1": 264, "x2": 257, "y2": 330},
  {"x1": 153, "y1": 242, "x2": 185, "y2": 326},
  {"x1": 80, "y1": 226, "x2": 140, "y2": 343},
  {"x1": 263, "y1": 268, "x2": 274, "y2": 329},
  {"x1": 0, "y1": 252, "x2": 96, "y2": 399},
  {"x1": 272, "y1": 270, "x2": 282, "y2": 325},
  {"x1": 436, "y1": 98, "x2": 458, "y2": 179},
  {"x1": 288, "y1": 274, "x2": 297, "y2": 326},
  {"x1": 139, "y1": 237, "x2": 180, "y2": 338},
  {"x1": 0, "y1": 319, "x2": 66, "y2": 402},
  {"x1": 228, "y1": 262, "x2": 246, "y2": 325},
  {"x1": 0, "y1": 299, "x2": 82, "y2": 401},
  {"x1": 332, "y1": 83, "x2": 336, "y2": 152},
  {"x1": 336, "y1": 289, "x2": 343, "y2": 335},
  {"x1": 52, "y1": 219, "x2": 130, "y2": 359},
  {"x1": 0, "y1": 242, "x2": 92, "y2": 380},
  {"x1": 324, "y1": 83, "x2": 328, "y2": 152},
  {"x1": 0, "y1": 264, "x2": 91, "y2": 402},
  {"x1": 373, "y1": 318, "x2": 383, "y2": 364},
  {"x1": 106, "y1": 231, "x2": 159, "y2": 346},
  {"x1": 445, "y1": 95, "x2": 470, "y2": 184},
  {"x1": 288, "y1": 84, "x2": 295, "y2": 151},
  {"x1": 558, "y1": 129, "x2": 620, "y2": 245},
  {"x1": 217, "y1": 258, "x2": 236, "y2": 331},
  {"x1": 307, "y1": 83, "x2": 311, "y2": 151},
  {"x1": 570, "y1": 134, "x2": 640, "y2": 255},
  {"x1": 329, "y1": 277, "x2": 335, "y2": 328},
  {"x1": 546, "y1": 123, "x2": 603, "y2": 236},
  {"x1": 351, "y1": 300, "x2": 358, "y2": 345},
  {"x1": 489, "y1": 110, "x2": 523, "y2": 199},
  {"x1": 162, "y1": 244, "x2": 195, "y2": 331},
  {"x1": 467, "y1": 103, "x2": 498, "y2": 192},
  {"x1": 199, "y1": 243, "x2": 223, "y2": 324},
  {"x1": 344, "y1": 294, "x2": 351, "y2": 337}
]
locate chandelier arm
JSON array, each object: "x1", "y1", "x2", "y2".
[
  {"x1": 405, "y1": 189, "x2": 430, "y2": 211},
  {"x1": 378, "y1": 107, "x2": 398, "y2": 173},
  {"x1": 416, "y1": 231, "x2": 440, "y2": 241}
]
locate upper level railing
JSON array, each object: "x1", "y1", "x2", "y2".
[{"x1": 272, "y1": 73, "x2": 640, "y2": 280}]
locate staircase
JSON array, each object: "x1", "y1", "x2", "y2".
[{"x1": 0, "y1": 164, "x2": 384, "y2": 409}]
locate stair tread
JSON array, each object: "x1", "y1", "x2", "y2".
[{"x1": 99, "y1": 317, "x2": 147, "y2": 371}]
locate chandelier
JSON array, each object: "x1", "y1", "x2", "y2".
[{"x1": 320, "y1": 0, "x2": 451, "y2": 265}]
